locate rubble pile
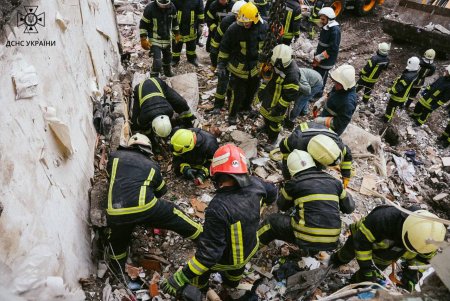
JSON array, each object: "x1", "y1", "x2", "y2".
[{"x1": 81, "y1": 1, "x2": 450, "y2": 300}]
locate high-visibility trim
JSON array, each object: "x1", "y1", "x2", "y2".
[
  {"x1": 224, "y1": 271, "x2": 243, "y2": 282},
  {"x1": 211, "y1": 39, "x2": 220, "y2": 48},
  {"x1": 187, "y1": 256, "x2": 209, "y2": 276},
  {"x1": 359, "y1": 221, "x2": 376, "y2": 242},
  {"x1": 283, "y1": 137, "x2": 291, "y2": 152},
  {"x1": 294, "y1": 14, "x2": 302, "y2": 20},
  {"x1": 291, "y1": 220, "x2": 341, "y2": 236},
  {"x1": 141, "y1": 16, "x2": 150, "y2": 23},
  {"x1": 108, "y1": 158, "x2": 119, "y2": 210},
  {"x1": 293, "y1": 232, "x2": 340, "y2": 243},
  {"x1": 107, "y1": 196, "x2": 157, "y2": 215},
  {"x1": 212, "y1": 240, "x2": 259, "y2": 271},
  {"x1": 218, "y1": 51, "x2": 229, "y2": 59},
  {"x1": 259, "y1": 106, "x2": 284, "y2": 122},
  {"x1": 356, "y1": 250, "x2": 373, "y2": 261},
  {"x1": 210, "y1": 23, "x2": 217, "y2": 32},
  {"x1": 281, "y1": 187, "x2": 293, "y2": 200},
  {"x1": 110, "y1": 251, "x2": 127, "y2": 260},
  {"x1": 340, "y1": 161, "x2": 352, "y2": 169},
  {"x1": 180, "y1": 163, "x2": 191, "y2": 174},
  {"x1": 257, "y1": 224, "x2": 271, "y2": 238},
  {"x1": 231, "y1": 221, "x2": 244, "y2": 265},
  {"x1": 186, "y1": 50, "x2": 196, "y2": 55},
  {"x1": 300, "y1": 122, "x2": 308, "y2": 131},
  {"x1": 294, "y1": 194, "x2": 339, "y2": 205},
  {"x1": 340, "y1": 189, "x2": 347, "y2": 199},
  {"x1": 207, "y1": 10, "x2": 214, "y2": 19},
  {"x1": 372, "y1": 254, "x2": 392, "y2": 266},
  {"x1": 191, "y1": 164, "x2": 210, "y2": 177},
  {"x1": 155, "y1": 180, "x2": 165, "y2": 192},
  {"x1": 373, "y1": 239, "x2": 390, "y2": 249},
  {"x1": 240, "y1": 41, "x2": 246, "y2": 55},
  {"x1": 190, "y1": 11, "x2": 195, "y2": 36},
  {"x1": 173, "y1": 208, "x2": 203, "y2": 239},
  {"x1": 139, "y1": 168, "x2": 155, "y2": 206},
  {"x1": 139, "y1": 92, "x2": 165, "y2": 106},
  {"x1": 284, "y1": 83, "x2": 300, "y2": 91},
  {"x1": 284, "y1": 10, "x2": 292, "y2": 35},
  {"x1": 271, "y1": 77, "x2": 284, "y2": 107},
  {"x1": 217, "y1": 25, "x2": 224, "y2": 36},
  {"x1": 198, "y1": 14, "x2": 205, "y2": 20},
  {"x1": 140, "y1": 29, "x2": 148, "y2": 36},
  {"x1": 215, "y1": 92, "x2": 226, "y2": 99},
  {"x1": 279, "y1": 97, "x2": 290, "y2": 107},
  {"x1": 269, "y1": 124, "x2": 282, "y2": 133}
]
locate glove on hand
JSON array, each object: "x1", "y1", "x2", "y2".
[
  {"x1": 194, "y1": 170, "x2": 207, "y2": 186},
  {"x1": 400, "y1": 264, "x2": 420, "y2": 292},
  {"x1": 343, "y1": 177, "x2": 350, "y2": 189},
  {"x1": 140, "y1": 37, "x2": 151, "y2": 50},
  {"x1": 314, "y1": 116, "x2": 332, "y2": 128},
  {"x1": 313, "y1": 95, "x2": 326, "y2": 112},
  {"x1": 183, "y1": 168, "x2": 197, "y2": 180},
  {"x1": 161, "y1": 270, "x2": 190, "y2": 296}
]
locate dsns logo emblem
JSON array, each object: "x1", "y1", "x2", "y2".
[{"x1": 17, "y1": 6, "x2": 45, "y2": 34}]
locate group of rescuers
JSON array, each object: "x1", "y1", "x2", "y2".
[{"x1": 103, "y1": 0, "x2": 450, "y2": 298}]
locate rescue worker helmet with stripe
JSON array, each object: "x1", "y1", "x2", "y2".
[
  {"x1": 406, "y1": 56, "x2": 420, "y2": 71},
  {"x1": 318, "y1": 7, "x2": 336, "y2": 19},
  {"x1": 424, "y1": 49, "x2": 436, "y2": 61},
  {"x1": 287, "y1": 150, "x2": 316, "y2": 177},
  {"x1": 232, "y1": 0, "x2": 246, "y2": 15},
  {"x1": 170, "y1": 129, "x2": 196, "y2": 154},
  {"x1": 237, "y1": 2, "x2": 261, "y2": 24},
  {"x1": 128, "y1": 133, "x2": 152, "y2": 154},
  {"x1": 152, "y1": 115, "x2": 172, "y2": 138},
  {"x1": 156, "y1": 0, "x2": 171, "y2": 8},
  {"x1": 402, "y1": 210, "x2": 446, "y2": 254},
  {"x1": 330, "y1": 64, "x2": 356, "y2": 90},
  {"x1": 378, "y1": 42, "x2": 390, "y2": 56},
  {"x1": 307, "y1": 134, "x2": 341, "y2": 166},
  {"x1": 210, "y1": 144, "x2": 248, "y2": 176},
  {"x1": 271, "y1": 44, "x2": 293, "y2": 69}
]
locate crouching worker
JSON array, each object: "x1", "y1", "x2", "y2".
[
  {"x1": 170, "y1": 128, "x2": 219, "y2": 186},
  {"x1": 330, "y1": 206, "x2": 446, "y2": 290},
  {"x1": 131, "y1": 77, "x2": 196, "y2": 151},
  {"x1": 105, "y1": 134, "x2": 203, "y2": 273},
  {"x1": 161, "y1": 144, "x2": 277, "y2": 295},
  {"x1": 258, "y1": 150, "x2": 354, "y2": 255}
]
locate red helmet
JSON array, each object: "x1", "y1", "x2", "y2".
[{"x1": 210, "y1": 144, "x2": 248, "y2": 176}]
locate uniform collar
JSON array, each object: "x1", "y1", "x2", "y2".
[{"x1": 324, "y1": 20, "x2": 339, "y2": 30}]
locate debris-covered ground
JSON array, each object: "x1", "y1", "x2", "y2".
[{"x1": 81, "y1": 1, "x2": 450, "y2": 300}]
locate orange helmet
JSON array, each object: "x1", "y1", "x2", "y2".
[{"x1": 210, "y1": 144, "x2": 248, "y2": 176}]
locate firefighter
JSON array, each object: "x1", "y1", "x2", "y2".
[
  {"x1": 258, "y1": 150, "x2": 355, "y2": 254},
  {"x1": 279, "y1": 122, "x2": 353, "y2": 186},
  {"x1": 210, "y1": 1, "x2": 246, "y2": 115},
  {"x1": 218, "y1": 2, "x2": 267, "y2": 125},
  {"x1": 131, "y1": 78, "x2": 195, "y2": 151},
  {"x1": 258, "y1": 44, "x2": 300, "y2": 145},
  {"x1": 171, "y1": 0, "x2": 205, "y2": 67},
  {"x1": 170, "y1": 128, "x2": 219, "y2": 186},
  {"x1": 356, "y1": 42, "x2": 390, "y2": 104},
  {"x1": 251, "y1": 0, "x2": 271, "y2": 21},
  {"x1": 383, "y1": 57, "x2": 420, "y2": 123},
  {"x1": 313, "y1": 7, "x2": 341, "y2": 96},
  {"x1": 140, "y1": 0, "x2": 180, "y2": 77},
  {"x1": 280, "y1": 0, "x2": 302, "y2": 45},
  {"x1": 105, "y1": 134, "x2": 203, "y2": 272},
  {"x1": 330, "y1": 206, "x2": 446, "y2": 289},
  {"x1": 161, "y1": 144, "x2": 277, "y2": 295},
  {"x1": 206, "y1": 0, "x2": 234, "y2": 53},
  {"x1": 405, "y1": 49, "x2": 437, "y2": 109},
  {"x1": 313, "y1": 64, "x2": 357, "y2": 136},
  {"x1": 441, "y1": 108, "x2": 450, "y2": 148},
  {"x1": 287, "y1": 67, "x2": 324, "y2": 127}
]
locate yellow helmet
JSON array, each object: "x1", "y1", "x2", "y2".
[
  {"x1": 307, "y1": 134, "x2": 341, "y2": 166},
  {"x1": 402, "y1": 210, "x2": 446, "y2": 254},
  {"x1": 237, "y1": 2, "x2": 261, "y2": 24},
  {"x1": 424, "y1": 49, "x2": 436, "y2": 61},
  {"x1": 170, "y1": 129, "x2": 196, "y2": 154},
  {"x1": 287, "y1": 150, "x2": 316, "y2": 176}
]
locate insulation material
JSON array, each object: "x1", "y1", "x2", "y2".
[
  {"x1": 43, "y1": 107, "x2": 74, "y2": 156},
  {"x1": 11, "y1": 58, "x2": 38, "y2": 99}
]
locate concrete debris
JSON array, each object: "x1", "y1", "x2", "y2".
[
  {"x1": 167, "y1": 73, "x2": 199, "y2": 112},
  {"x1": 251, "y1": 157, "x2": 270, "y2": 167},
  {"x1": 392, "y1": 155, "x2": 415, "y2": 187},
  {"x1": 433, "y1": 193, "x2": 449, "y2": 202},
  {"x1": 442, "y1": 157, "x2": 450, "y2": 167},
  {"x1": 43, "y1": 106, "x2": 74, "y2": 156},
  {"x1": 254, "y1": 166, "x2": 269, "y2": 179},
  {"x1": 298, "y1": 257, "x2": 321, "y2": 270},
  {"x1": 360, "y1": 175, "x2": 378, "y2": 196},
  {"x1": 12, "y1": 64, "x2": 38, "y2": 99},
  {"x1": 239, "y1": 138, "x2": 258, "y2": 159},
  {"x1": 116, "y1": 11, "x2": 139, "y2": 25},
  {"x1": 230, "y1": 130, "x2": 253, "y2": 143}
]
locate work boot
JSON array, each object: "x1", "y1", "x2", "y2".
[
  {"x1": 163, "y1": 65, "x2": 174, "y2": 77},
  {"x1": 228, "y1": 115, "x2": 237, "y2": 125},
  {"x1": 188, "y1": 57, "x2": 199, "y2": 67}
]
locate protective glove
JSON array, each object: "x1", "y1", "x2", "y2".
[
  {"x1": 161, "y1": 270, "x2": 190, "y2": 296},
  {"x1": 314, "y1": 116, "x2": 333, "y2": 128},
  {"x1": 174, "y1": 33, "x2": 181, "y2": 43},
  {"x1": 312, "y1": 96, "x2": 326, "y2": 114},
  {"x1": 400, "y1": 264, "x2": 420, "y2": 292},
  {"x1": 350, "y1": 268, "x2": 378, "y2": 283},
  {"x1": 140, "y1": 37, "x2": 151, "y2": 50},
  {"x1": 194, "y1": 170, "x2": 206, "y2": 186},
  {"x1": 343, "y1": 177, "x2": 350, "y2": 189},
  {"x1": 183, "y1": 168, "x2": 197, "y2": 180},
  {"x1": 217, "y1": 67, "x2": 227, "y2": 79},
  {"x1": 314, "y1": 53, "x2": 325, "y2": 62},
  {"x1": 312, "y1": 58, "x2": 320, "y2": 68}
]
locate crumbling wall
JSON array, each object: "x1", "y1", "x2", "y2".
[{"x1": 0, "y1": 0, "x2": 121, "y2": 299}]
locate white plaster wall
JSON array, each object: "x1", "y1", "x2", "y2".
[{"x1": 0, "y1": 0, "x2": 121, "y2": 298}]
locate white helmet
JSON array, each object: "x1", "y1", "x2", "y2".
[
  {"x1": 152, "y1": 115, "x2": 172, "y2": 138},
  {"x1": 128, "y1": 133, "x2": 152, "y2": 154},
  {"x1": 378, "y1": 42, "x2": 390, "y2": 56},
  {"x1": 287, "y1": 150, "x2": 316, "y2": 176},
  {"x1": 318, "y1": 7, "x2": 336, "y2": 19},
  {"x1": 406, "y1": 56, "x2": 420, "y2": 71},
  {"x1": 271, "y1": 44, "x2": 293, "y2": 69},
  {"x1": 424, "y1": 49, "x2": 436, "y2": 61},
  {"x1": 330, "y1": 64, "x2": 356, "y2": 90},
  {"x1": 232, "y1": 0, "x2": 246, "y2": 15}
]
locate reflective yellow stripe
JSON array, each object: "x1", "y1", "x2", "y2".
[
  {"x1": 293, "y1": 232, "x2": 339, "y2": 243},
  {"x1": 218, "y1": 51, "x2": 229, "y2": 59},
  {"x1": 240, "y1": 41, "x2": 246, "y2": 55},
  {"x1": 110, "y1": 251, "x2": 127, "y2": 260},
  {"x1": 294, "y1": 194, "x2": 339, "y2": 205},
  {"x1": 108, "y1": 158, "x2": 119, "y2": 211},
  {"x1": 139, "y1": 168, "x2": 155, "y2": 206},
  {"x1": 271, "y1": 77, "x2": 284, "y2": 107},
  {"x1": 257, "y1": 224, "x2": 271, "y2": 238},
  {"x1": 368, "y1": 60, "x2": 373, "y2": 68},
  {"x1": 212, "y1": 240, "x2": 259, "y2": 271},
  {"x1": 340, "y1": 189, "x2": 347, "y2": 199},
  {"x1": 140, "y1": 29, "x2": 148, "y2": 35},
  {"x1": 224, "y1": 271, "x2": 243, "y2": 281},
  {"x1": 373, "y1": 254, "x2": 392, "y2": 266},
  {"x1": 217, "y1": 25, "x2": 224, "y2": 36},
  {"x1": 291, "y1": 220, "x2": 341, "y2": 236},
  {"x1": 356, "y1": 250, "x2": 373, "y2": 261},
  {"x1": 283, "y1": 137, "x2": 290, "y2": 152},
  {"x1": 150, "y1": 77, "x2": 163, "y2": 94},
  {"x1": 359, "y1": 222, "x2": 376, "y2": 242},
  {"x1": 300, "y1": 122, "x2": 308, "y2": 131},
  {"x1": 177, "y1": 11, "x2": 182, "y2": 24},
  {"x1": 187, "y1": 256, "x2": 209, "y2": 275},
  {"x1": 107, "y1": 197, "x2": 157, "y2": 215},
  {"x1": 198, "y1": 14, "x2": 205, "y2": 20},
  {"x1": 340, "y1": 161, "x2": 352, "y2": 169},
  {"x1": 173, "y1": 208, "x2": 203, "y2": 239},
  {"x1": 141, "y1": 16, "x2": 150, "y2": 23},
  {"x1": 284, "y1": 10, "x2": 292, "y2": 34},
  {"x1": 180, "y1": 163, "x2": 191, "y2": 174},
  {"x1": 284, "y1": 83, "x2": 300, "y2": 91},
  {"x1": 231, "y1": 221, "x2": 244, "y2": 265},
  {"x1": 281, "y1": 187, "x2": 293, "y2": 200},
  {"x1": 279, "y1": 97, "x2": 290, "y2": 107},
  {"x1": 190, "y1": 11, "x2": 195, "y2": 36},
  {"x1": 207, "y1": 10, "x2": 214, "y2": 19},
  {"x1": 155, "y1": 180, "x2": 165, "y2": 191}
]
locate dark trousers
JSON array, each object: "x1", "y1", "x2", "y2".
[
  {"x1": 405, "y1": 86, "x2": 421, "y2": 108},
  {"x1": 411, "y1": 102, "x2": 433, "y2": 125},
  {"x1": 151, "y1": 45, "x2": 172, "y2": 76},
  {"x1": 229, "y1": 75, "x2": 259, "y2": 117},
  {"x1": 107, "y1": 199, "x2": 202, "y2": 268},
  {"x1": 210, "y1": 52, "x2": 218, "y2": 68},
  {"x1": 313, "y1": 66, "x2": 330, "y2": 97},
  {"x1": 443, "y1": 121, "x2": 450, "y2": 143},
  {"x1": 263, "y1": 117, "x2": 283, "y2": 143},
  {"x1": 384, "y1": 97, "x2": 404, "y2": 122},
  {"x1": 172, "y1": 39, "x2": 197, "y2": 63},
  {"x1": 214, "y1": 68, "x2": 230, "y2": 109},
  {"x1": 356, "y1": 79, "x2": 375, "y2": 103},
  {"x1": 191, "y1": 267, "x2": 245, "y2": 290}
]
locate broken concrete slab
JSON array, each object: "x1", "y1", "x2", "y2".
[
  {"x1": 89, "y1": 178, "x2": 108, "y2": 227},
  {"x1": 442, "y1": 157, "x2": 450, "y2": 167},
  {"x1": 167, "y1": 73, "x2": 199, "y2": 113},
  {"x1": 433, "y1": 193, "x2": 449, "y2": 202},
  {"x1": 392, "y1": 155, "x2": 415, "y2": 187},
  {"x1": 131, "y1": 72, "x2": 147, "y2": 90},
  {"x1": 254, "y1": 166, "x2": 269, "y2": 179},
  {"x1": 341, "y1": 124, "x2": 381, "y2": 154},
  {"x1": 360, "y1": 175, "x2": 378, "y2": 196},
  {"x1": 230, "y1": 130, "x2": 253, "y2": 143},
  {"x1": 239, "y1": 138, "x2": 258, "y2": 159}
]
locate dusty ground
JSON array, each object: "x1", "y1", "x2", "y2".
[{"x1": 81, "y1": 1, "x2": 450, "y2": 300}]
